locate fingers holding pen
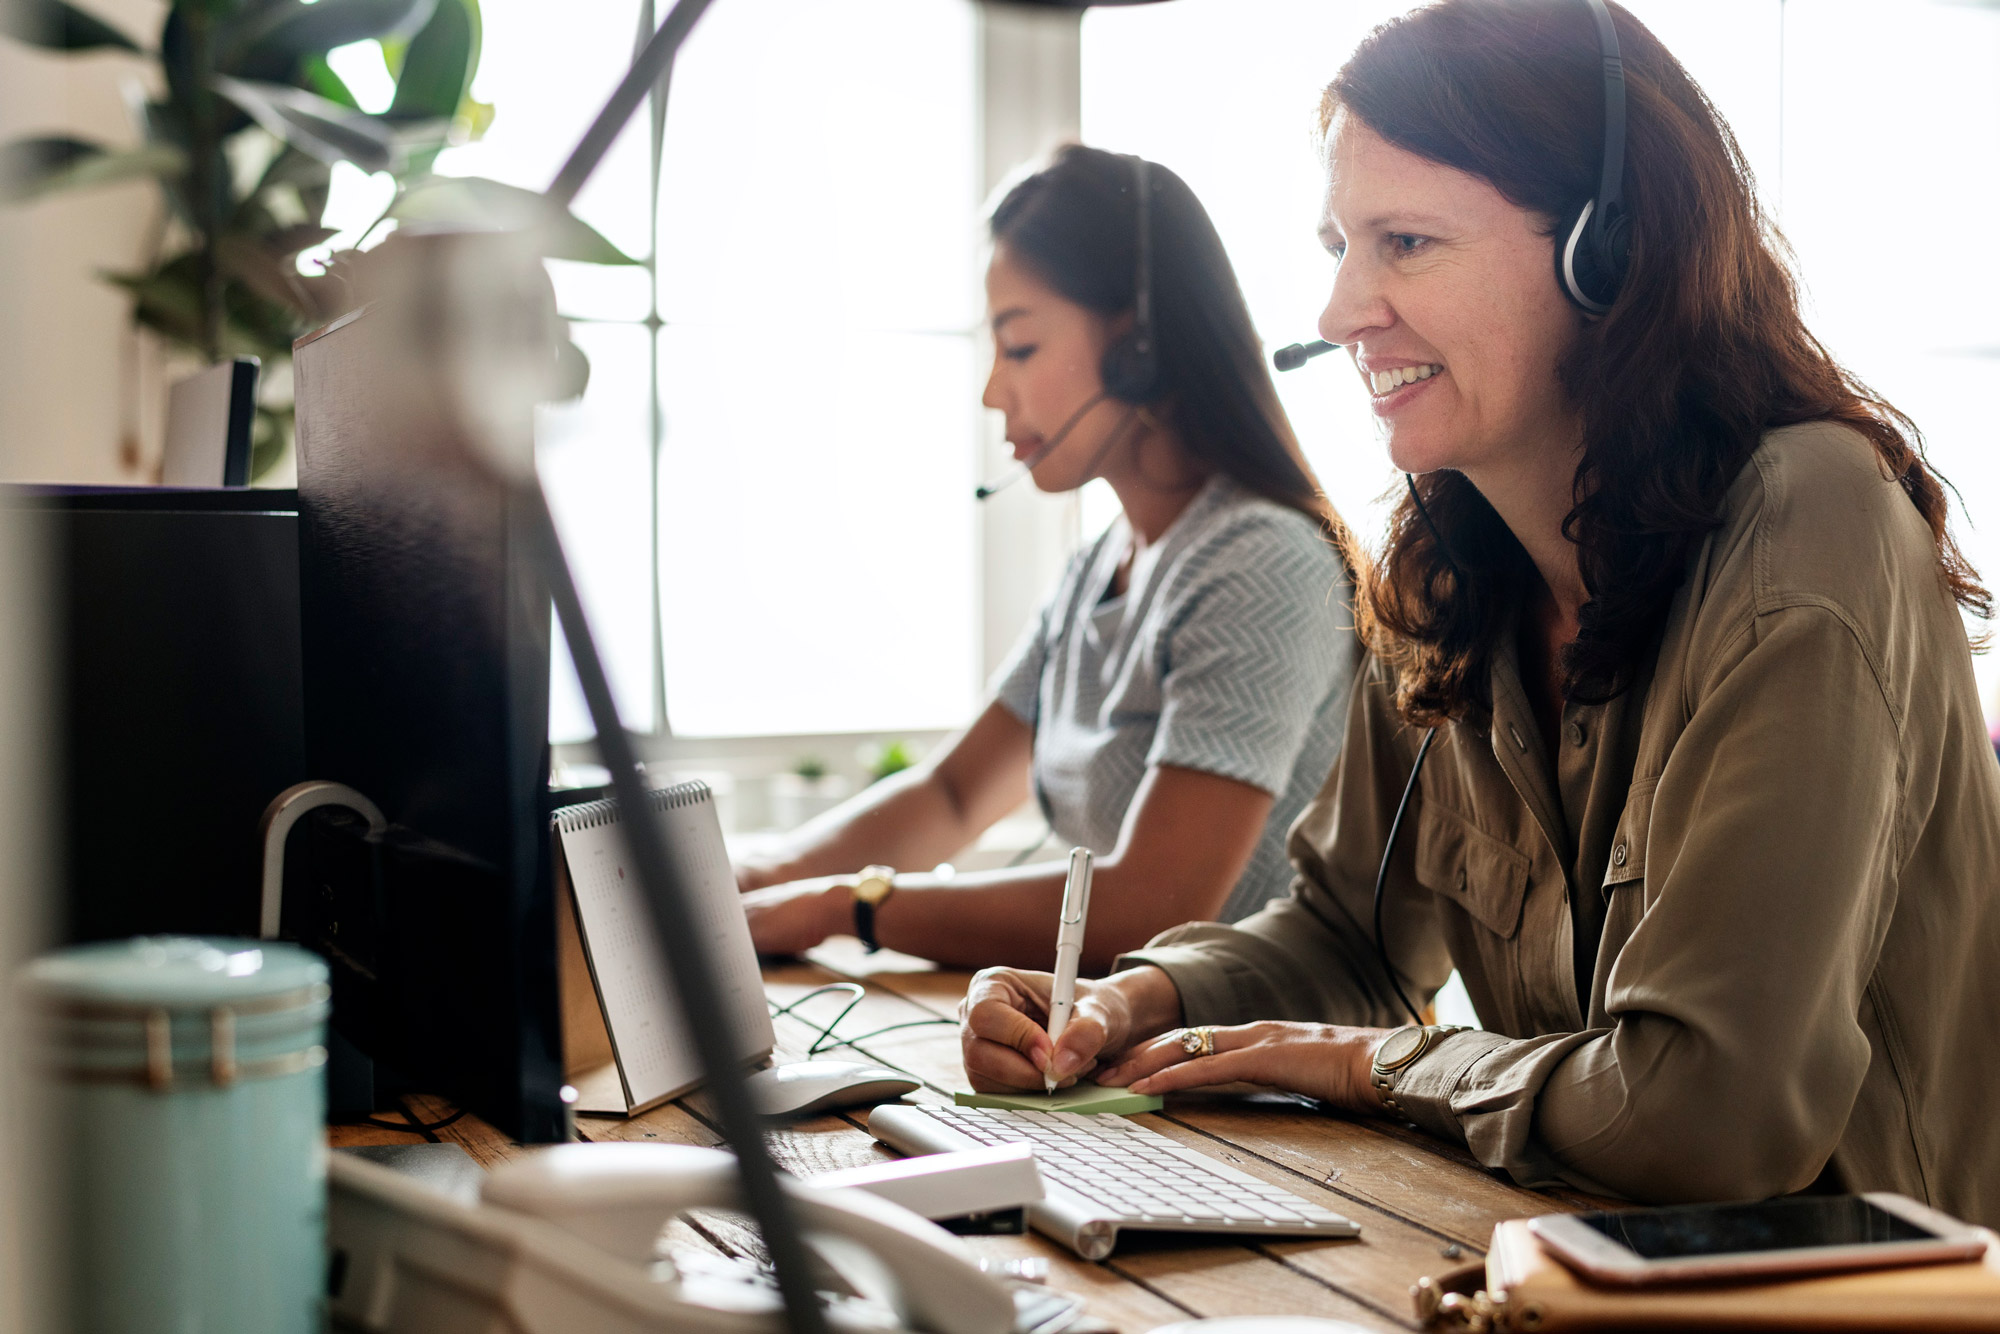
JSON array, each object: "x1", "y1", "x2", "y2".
[{"x1": 960, "y1": 968, "x2": 1055, "y2": 1092}]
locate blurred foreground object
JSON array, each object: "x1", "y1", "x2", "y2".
[
  {"x1": 19, "y1": 937, "x2": 329, "y2": 1334},
  {"x1": 0, "y1": 468, "x2": 51, "y2": 1333}
]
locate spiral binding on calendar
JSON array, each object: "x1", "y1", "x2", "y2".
[{"x1": 554, "y1": 779, "x2": 713, "y2": 834}]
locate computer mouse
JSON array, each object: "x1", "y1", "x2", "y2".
[{"x1": 748, "y1": 1060, "x2": 922, "y2": 1118}]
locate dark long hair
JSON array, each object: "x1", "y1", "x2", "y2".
[
  {"x1": 990, "y1": 144, "x2": 1341, "y2": 538},
  {"x1": 1326, "y1": 0, "x2": 1987, "y2": 723}
]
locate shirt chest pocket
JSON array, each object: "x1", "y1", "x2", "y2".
[{"x1": 1413, "y1": 806, "x2": 1532, "y2": 939}]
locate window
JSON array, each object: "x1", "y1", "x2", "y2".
[
  {"x1": 334, "y1": 1, "x2": 992, "y2": 748},
  {"x1": 656, "y1": 0, "x2": 982, "y2": 738}
]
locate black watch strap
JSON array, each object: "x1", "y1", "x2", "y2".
[{"x1": 853, "y1": 895, "x2": 883, "y2": 953}]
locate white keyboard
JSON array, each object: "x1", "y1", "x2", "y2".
[{"x1": 868, "y1": 1104, "x2": 1360, "y2": 1260}]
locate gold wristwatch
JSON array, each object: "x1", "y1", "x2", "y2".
[
  {"x1": 1371, "y1": 1024, "x2": 1471, "y2": 1116},
  {"x1": 851, "y1": 865, "x2": 896, "y2": 953}
]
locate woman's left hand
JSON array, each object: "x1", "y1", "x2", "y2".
[
  {"x1": 1096, "y1": 1021, "x2": 1394, "y2": 1115},
  {"x1": 741, "y1": 877, "x2": 850, "y2": 956}
]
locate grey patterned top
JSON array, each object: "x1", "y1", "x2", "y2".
[{"x1": 993, "y1": 475, "x2": 1358, "y2": 922}]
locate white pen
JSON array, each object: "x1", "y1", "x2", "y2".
[{"x1": 1044, "y1": 847, "x2": 1095, "y2": 1092}]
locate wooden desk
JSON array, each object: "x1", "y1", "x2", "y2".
[{"x1": 329, "y1": 942, "x2": 1601, "y2": 1333}]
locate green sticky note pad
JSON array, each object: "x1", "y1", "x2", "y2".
[{"x1": 954, "y1": 1083, "x2": 1163, "y2": 1115}]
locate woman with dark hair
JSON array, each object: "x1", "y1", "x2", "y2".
[
  {"x1": 962, "y1": 1, "x2": 2000, "y2": 1221},
  {"x1": 738, "y1": 146, "x2": 1359, "y2": 974}
]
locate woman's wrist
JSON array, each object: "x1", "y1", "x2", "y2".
[{"x1": 1107, "y1": 964, "x2": 1184, "y2": 1049}]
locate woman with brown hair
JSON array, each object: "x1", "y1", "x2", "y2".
[
  {"x1": 737, "y1": 147, "x2": 1358, "y2": 972},
  {"x1": 960, "y1": 0, "x2": 2000, "y2": 1221}
]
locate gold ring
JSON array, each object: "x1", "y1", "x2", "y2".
[{"x1": 1177, "y1": 1026, "x2": 1215, "y2": 1058}]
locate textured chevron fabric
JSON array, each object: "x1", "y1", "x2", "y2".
[{"x1": 993, "y1": 475, "x2": 1358, "y2": 922}]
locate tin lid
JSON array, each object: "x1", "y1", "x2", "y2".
[{"x1": 20, "y1": 936, "x2": 327, "y2": 1010}]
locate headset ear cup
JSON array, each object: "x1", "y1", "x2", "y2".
[
  {"x1": 1100, "y1": 334, "x2": 1161, "y2": 405},
  {"x1": 1558, "y1": 198, "x2": 1629, "y2": 314},
  {"x1": 1556, "y1": 199, "x2": 1603, "y2": 312}
]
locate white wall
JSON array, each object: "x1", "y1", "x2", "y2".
[{"x1": 0, "y1": 0, "x2": 171, "y2": 485}]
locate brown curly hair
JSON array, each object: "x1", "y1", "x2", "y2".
[{"x1": 1325, "y1": 0, "x2": 1986, "y2": 724}]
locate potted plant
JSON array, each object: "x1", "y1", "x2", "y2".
[{"x1": 0, "y1": 0, "x2": 633, "y2": 479}]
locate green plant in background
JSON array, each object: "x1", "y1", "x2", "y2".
[
  {"x1": 0, "y1": 0, "x2": 635, "y2": 478},
  {"x1": 863, "y1": 741, "x2": 913, "y2": 785},
  {"x1": 791, "y1": 756, "x2": 829, "y2": 784}
]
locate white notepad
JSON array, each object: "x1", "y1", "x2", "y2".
[{"x1": 554, "y1": 782, "x2": 773, "y2": 1113}]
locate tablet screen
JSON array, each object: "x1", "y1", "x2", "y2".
[{"x1": 1579, "y1": 1197, "x2": 1938, "y2": 1259}]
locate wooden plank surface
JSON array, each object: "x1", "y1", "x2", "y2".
[{"x1": 326, "y1": 950, "x2": 1598, "y2": 1334}]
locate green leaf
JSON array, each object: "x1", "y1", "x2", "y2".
[
  {"x1": 104, "y1": 259, "x2": 208, "y2": 349},
  {"x1": 386, "y1": 0, "x2": 473, "y2": 121},
  {"x1": 212, "y1": 75, "x2": 395, "y2": 173},
  {"x1": 297, "y1": 54, "x2": 362, "y2": 111},
  {"x1": 0, "y1": 137, "x2": 185, "y2": 204},
  {"x1": 220, "y1": 0, "x2": 436, "y2": 74},
  {"x1": 0, "y1": 0, "x2": 141, "y2": 52},
  {"x1": 389, "y1": 176, "x2": 640, "y2": 265}
]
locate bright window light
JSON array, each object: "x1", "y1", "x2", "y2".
[{"x1": 654, "y1": 0, "x2": 981, "y2": 738}]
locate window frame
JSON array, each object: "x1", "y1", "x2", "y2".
[{"x1": 551, "y1": 4, "x2": 1089, "y2": 809}]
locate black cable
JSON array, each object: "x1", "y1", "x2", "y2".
[
  {"x1": 1374, "y1": 725, "x2": 1438, "y2": 1027},
  {"x1": 1404, "y1": 472, "x2": 1464, "y2": 585},
  {"x1": 769, "y1": 984, "x2": 956, "y2": 1057}
]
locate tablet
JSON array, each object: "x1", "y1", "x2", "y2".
[{"x1": 1529, "y1": 1193, "x2": 1987, "y2": 1287}]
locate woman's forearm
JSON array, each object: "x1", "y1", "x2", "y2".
[
  {"x1": 746, "y1": 768, "x2": 975, "y2": 886},
  {"x1": 739, "y1": 703, "x2": 1035, "y2": 890},
  {"x1": 871, "y1": 859, "x2": 1228, "y2": 973}
]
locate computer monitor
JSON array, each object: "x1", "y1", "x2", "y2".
[{"x1": 289, "y1": 304, "x2": 566, "y2": 1143}]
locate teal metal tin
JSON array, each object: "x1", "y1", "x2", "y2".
[{"x1": 21, "y1": 936, "x2": 331, "y2": 1334}]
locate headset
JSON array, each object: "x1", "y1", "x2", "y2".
[
  {"x1": 1098, "y1": 155, "x2": 1164, "y2": 404},
  {"x1": 1274, "y1": 0, "x2": 1629, "y2": 1024},
  {"x1": 1558, "y1": 0, "x2": 1631, "y2": 314},
  {"x1": 975, "y1": 154, "x2": 1163, "y2": 501}
]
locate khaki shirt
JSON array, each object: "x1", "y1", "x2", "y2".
[{"x1": 1124, "y1": 422, "x2": 2000, "y2": 1224}]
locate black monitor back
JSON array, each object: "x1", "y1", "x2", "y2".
[
  {"x1": 292, "y1": 306, "x2": 564, "y2": 1142},
  {"x1": 17, "y1": 485, "x2": 307, "y2": 943}
]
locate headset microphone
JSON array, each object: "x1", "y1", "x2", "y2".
[
  {"x1": 1273, "y1": 340, "x2": 1338, "y2": 372},
  {"x1": 974, "y1": 390, "x2": 1110, "y2": 501}
]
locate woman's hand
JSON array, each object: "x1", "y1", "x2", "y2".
[
  {"x1": 742, "y1": 877, "x2": 850, "y2": 956},
  {"x1": 960, "y1": 964, "x2": 1182, "y2": 1091},
  {"x1": 1096, "y1": 1021, "x2": 1394, "y2": 1115}
]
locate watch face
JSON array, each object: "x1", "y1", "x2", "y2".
[
  {"x1": 853, "y1": 873, "x2": 893, "y2": 906},
  {"x1": 1375, "y1": 1026, "x2": 1427, "y2": 1071}
]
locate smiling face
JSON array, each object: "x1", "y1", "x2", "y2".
[
  {"x1": 980, "y1": 243, "x2": 1131, "y2": 494},
  {"x1": 1316, "y1": 114, "x2": 1585, "y2": 481}
]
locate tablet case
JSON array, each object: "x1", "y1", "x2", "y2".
[{"x1": 1415, "y1": 1218, "x2": 2000, "y2": 1332}]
